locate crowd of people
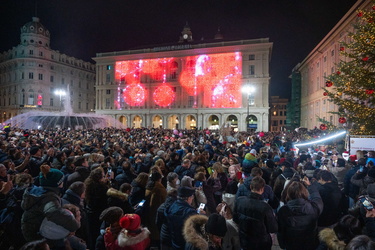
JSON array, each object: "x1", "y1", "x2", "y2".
[{"x1": 0, "y1": 126, "x2": 374, "y2": 250}]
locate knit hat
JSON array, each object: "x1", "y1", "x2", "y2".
[
  {"x1": 119, "y1": 214, "x2": 141, "y2": 231},
  {"x1": 273, "y1": 155, "x2": 281, "y2": 163},
  {"x1": 39, "y1": 167, "x2": 64, "y2": 187},
  {"x1": 205, "y1": 214, "x2": 227, "y2": 237},
  {"x1": 178, "y1": 186, "x2": 195, "y2": 198},
  {"x1": 39, "y1": 209, "x2": 73, "y2": 240},
  {"x1": 245, "y1": 153, "x2": 256, "y2": 162},
  {"x1": 250, "y1": 149, "x2": 257, "y2": 155}
]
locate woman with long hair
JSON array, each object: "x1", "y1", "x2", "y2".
[
  {"x1": 128, "y1": 172, "x2": 149, "y2": 207},
  {"x1": 144, "y1": 167, "x2": 167, "y2": 247},
  {"x1": 84, "y1": 167, "x2": 109, "y2": 250}
]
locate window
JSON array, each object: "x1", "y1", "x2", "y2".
[
  {"x1": 51, "y1": 54, "x2": 54, "y2": 59},
  {"x1": 50, "y1": 75, "x2": 54, "y2": 82},
  {"x1": 279, "y1": 111, "x2": 282, "y2": 116},
  {"x1": 316, "y1": 77, "x2": 320, "y2": 91},
  {"x1": 106, "y1": 65, "x2": 112, "y2": 70},
  {"x1": 273, "y1": 121, "x2": 277, "y2": 126},
  {"x1": 38, "y1": 74, "x2": 43, "y2": 80},
  {"x1": 50, "y1": 98, "x2": 53, "y2": 106},
  {"x1": 106, "y1": 89, "x2": 111, "y2": 94},
  {"x1": 78, "y1": 102, "x2": 81, "y2": 109},
  {"x1": 279, "y1": 120, "x2": 282, "y2": 125},
  {"x1": 324, "y1": 56, "x2": 327, "y2": 62},
  {"x1": 50, "y1": 65, "x2": 54, "y2": 70},
  {"x1": 29, "y1": 50, "x2": 33, "y2": 55},
  {"x1": 106, "y1": 73, "x2": 110, "y2": 83},
  {"x1": 249, "y1": 65, "x2": 255, "y2": 75},
  {"x1": 188, "y1": 96, "x2": 194, "y2": 107},
  {"x1": 21, "y1": 72, "x2": 24, "y2": 79},
  {"x1": 249, "y1": 54, "x2": 255, "y2": 60},
  {"x1": 105, "y1": 98, "x2": 110, "y2": 109},
  {"x1": 284, "y1": 111, "x2": 287, "y2": 116},
  {"x1": 38, "y1": 64, "x2": 43, "y2": 67},
  {"x1": 331, "y1": 67, "x2": 335, "y2": 74},
  {"x1": 331, "y1": 50, "x2": 335, "y2": 56},
  {"x1": 39, "y1": 51, "x2": 43, "y2": 56},
  {"x1": 29, "y1": 72, "x2": 33, "y2": 79}
]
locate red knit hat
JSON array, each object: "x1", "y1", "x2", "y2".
[{"x1": 119, "y1": 214, "x2": 141, "y2": 231}]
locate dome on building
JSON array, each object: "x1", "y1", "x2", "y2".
[{"x1": 20, "y1": 17, "x2": 50, "y2": 47}]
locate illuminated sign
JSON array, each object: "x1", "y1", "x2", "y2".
[{"x1": 115, "y1": 52, "x2": 242, "y2": 109}]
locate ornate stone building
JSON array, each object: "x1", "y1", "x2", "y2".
[
  {"x1": 0, "y1": 17, "x2": 96, "y2": 123},
  {"x1": 270, "y1": 96, "x2": 288, "y2": 132},
  {"x1": 93, "y1": 25, "x2": 272, "y2": 131},
  {"x1": 293, "y1": 0, "x2": 371, "y2": 129}
]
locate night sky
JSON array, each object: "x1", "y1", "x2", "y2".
[{"x1": 0, "y1": 0, "x2": 358, "y2": 99}]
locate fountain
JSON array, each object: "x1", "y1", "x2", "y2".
[{"x1": 4, "y1": 86, "x2": 125, "y2": 130}]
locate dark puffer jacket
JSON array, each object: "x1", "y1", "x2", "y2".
[
  {"x1": 233, "y1": 192, "x2": 278, "y2": 249},
  {"x1": 21, "y1": 186, "x2": 79, "y2": 241},
  {"x1": 277, "y1": 183, "x2": 323, "y2": 250}
]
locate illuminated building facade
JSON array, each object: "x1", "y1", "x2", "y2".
[
  {"x1": 294, "y1": 0, "x2": 370, "y2": 129},
  {"x1": 94, "y1": 30, "x2": 272, "y2": 131},
  {"x1": 270, "y1": 96, "x2": 288, "y2": 132},
  {"x1": 0, "y1": 17, "x2": 96, "y2": 123}
]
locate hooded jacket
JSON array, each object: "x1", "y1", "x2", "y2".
[
  {"x1": 107, "y1": 188, "x2": 134, "y2": 214},
  {"x1": 183, "y1": 214, "x2": 210, "y2": 250},
  {"x1": 21, "y1": 186, "x2": 79, "y2": 241},
  {"x1": 318, "y1": 228, "x2": 346, "y2": 250}
]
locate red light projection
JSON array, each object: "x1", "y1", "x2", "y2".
[
  {"x1": 115, "y1": 52, "x2": 242, "y2": 108},
  {"x1": 153, "y1": 85, "x2": 176, "y2": 107},
  {"x1": 123, "y1": 83, "x2": 145, "y2": 106}
]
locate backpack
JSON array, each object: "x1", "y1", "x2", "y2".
[{"x1": 281, "y1": 173, "x2": 296, "y2": 189}]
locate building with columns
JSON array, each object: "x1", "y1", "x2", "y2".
[
  {"x1": 0, "y1": 17, "x2": 96, "y2": 123},
  {"x1": 93, "y1": 26, "x2": 272, "y2": 131},
  {"x1": 293, "y1": 0, "x2": 371, "y2": 129}
]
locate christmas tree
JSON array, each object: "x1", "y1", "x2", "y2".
[{"x1": 322, "y1": 1, "x2": 375, "y2": 135}]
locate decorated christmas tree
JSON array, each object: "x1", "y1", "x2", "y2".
[{"x1": 322, "y1": 2, "x2": 375, "y2": 135}]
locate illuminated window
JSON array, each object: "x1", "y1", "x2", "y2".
[
  {"x1": 107, "y1": 65, "x2": 112, "y2": 70},
  {"x1": 273, "y1": 111, "x2": 276, "y2": 116}
]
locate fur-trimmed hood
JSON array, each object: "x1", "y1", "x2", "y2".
[
  {"x1": 319, "y1": 228, "x2": 346, "y2": 250},
  {"x1": 183, "y1": 214, "x2": 209, "y2": 249},
  {"x1": 107, "y1": 188, "x2": 128, "y2": 201},
  {"x1": 117, "y1": 227, "x2": 150, "y2": 247}
]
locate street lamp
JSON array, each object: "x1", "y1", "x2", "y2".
[
  {"x1": 54, "y1": 89, "x2": 66, "y2": 110},
  {"x1": 242, "y1": 85, "x2": 255, "y2": 131}
]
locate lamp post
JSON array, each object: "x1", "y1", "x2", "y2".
[
  {"x1": 54, "y1": 89, "x2": 66, "y2": 110},
  {"x1": 242, "y1": 85, "x2": 255, "y2": 132}
]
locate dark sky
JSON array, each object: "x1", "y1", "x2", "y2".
[{"x1": 0, "y1": 0, "x2": 357, "y2": 99}]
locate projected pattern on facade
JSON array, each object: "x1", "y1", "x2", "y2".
[{"x1": 115, "y1": 52, "x2": 242, "y2": 108}]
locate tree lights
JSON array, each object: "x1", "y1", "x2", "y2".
[{"x1": 322, "y1": 2, "x2": 375, "y2": 135}]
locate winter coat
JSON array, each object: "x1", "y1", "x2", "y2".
[
  {"x1": 156, "y1": 196, "x2": 177, "y2": 246},
  {"x1": 233, "y1": 192, "x2": 278, "y2": 250},
  {"x1": 27, "y1": 155, "x2": 51, "y2": 177},
  {"x1": 183, "y1": 215, "x2": 221, "y2": 250},
  {"x1": 273, "y1": 167, "x2": 297, "y2": 199},
  {"x1": 222, "y1": 219, "x2": 240, "y2": 250},
  {"x1": 277, "y1": 183, "x2": 323, "y2": 250},
  {"x1": 107, "y1": 188, "x2": 134, "y2": 214},
  {"x1": 66, "y1": 166, "x2": 91, "y2": 188},
  {"x1": 317, "y1": 228, "x2": 346, "y2": 250},
  {"x1": 114, "y1": 169, "x2": 137, "y2": 189},
  {"x1": 344, "y1": 166, "x2": 360, "y2": 199},
  {"x1": 61, "y1": 189, "x2": 88, "y2": 242},
  {"x1": 104, "y1": 227, "x2": 150, "y2": 250},
  {"x1": 236, "y1": 176, "x2": 279, "y2": 209},
  {"x1": 128, "y1": 180, "x2": 146, "y2": 207},
  {"x1": 174, "y1": 165, "x2": 194, "y2": 180},
  {"x1": 317, "y1": 182, "x2": 348, "y2": 227},
  {"x1": 21, "y1": 186, "x2": 80, "y2": 242},
  {"x1": 351, "y1": 173, "x2": 375, "y2": 195},
  {"x1": 144, "y1": 181, "x2": 167, "y2": 241},
  {"x1": 202, "y1": 177, "x2": 221, "y2": 214},
  {"x1": 164, "y1": 199, "x2": 197, "y2": 249}
]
